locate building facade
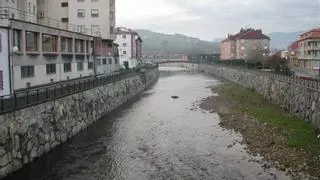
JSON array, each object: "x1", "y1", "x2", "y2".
[
  {"x1": 0, "y1": 1, "x2": 119, "y2": 96},
  {"x1": 297, "y1": 28, "x2": 320, "y2": 75},
  {"x1": 37, "y1": 0, "x2": 115, "y2": 40},
  {"x1": 115, "y1": 27, "x2": 143, "y2": 69},
  {"x1": 220, "y1": 28, "x2": 270, "y2": 60},
  {"x1": 288, "y1": 41, "x2": 299, "y2": 66}
]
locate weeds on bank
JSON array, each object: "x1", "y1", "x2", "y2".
[{"x1": 219, "y1": 84, "x2": 320, "y2": 156}]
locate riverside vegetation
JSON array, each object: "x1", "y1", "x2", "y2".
[{"x1": 200, "y1": 83, "x2": 320, "y2": 180}]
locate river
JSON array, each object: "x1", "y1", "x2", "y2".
[{"x1": 5, "y1": 67, "x2": 290, "y2": 180}]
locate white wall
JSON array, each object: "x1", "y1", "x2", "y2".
[
  {"x1": 13, "y1": 62, "x2": 94, "y2": 90},
  {"x1": 0, "y1": 28, "x2": 11, "y2": 96},
  {"x1": 68, "y1": 0, "x2": 113, "y2": 39},
  {"x1": 116, "y1": 33, "x2": 133, "y2": 68},
  {"x1": 95, "y1": 57, "x2": 121, "y2": 75}
]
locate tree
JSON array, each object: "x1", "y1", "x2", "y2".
[{"x1": 263, "y1": 53, "x2": 292, "y2": 75}]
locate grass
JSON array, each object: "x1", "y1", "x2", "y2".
[{"x1": 220, "y1": 84, "x2": 320, "y2": 156}]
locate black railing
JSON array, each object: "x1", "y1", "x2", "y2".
[{"x1": 0, "y1": 65, "x2": 158, "y2": 114}]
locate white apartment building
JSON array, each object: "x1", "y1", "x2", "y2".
[
  {"x1": 115, "y1": 27, "x2": 143, "y2": 69},
  {"x1": 36, "y1": 0, "x2": 116, "y2": 40}
]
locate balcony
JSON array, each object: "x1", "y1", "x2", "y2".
[
  {"x1": 299, "y1": 55, "x2": 320, "y2": 60},
  {"x1": 0, "y1": 7, "x2": 101, "y2": 37}
]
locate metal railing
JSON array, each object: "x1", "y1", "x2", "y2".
[
  {"x1": 155, "y1": 59, "x2": 320, "y2": 91},
  {"x1": 0, "y1": 65, "x2": 158, "y2": 115},
  {"x1": 0, "y1": 7, "x2": 100, "y2": 37}
]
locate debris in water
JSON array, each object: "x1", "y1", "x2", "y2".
[{"x1": 171, "y1": 96, "x2": 179, "y2": 99}]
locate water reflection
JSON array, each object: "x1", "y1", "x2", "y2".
[{"x1": 5, "y1": 70, "x2": 290, "y2": 180}]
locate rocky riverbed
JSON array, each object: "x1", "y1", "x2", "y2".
[{"x1": 200, "y1": 83, "x2": 319, "y2": 180}]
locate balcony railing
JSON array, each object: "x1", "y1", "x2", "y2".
[{"x1": 0, "y1": 7, "x2": 100, "y2": 37}]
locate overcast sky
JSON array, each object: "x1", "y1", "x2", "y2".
[{"x1": 117, "y1": 0, "x2": 320, "y2": 41}]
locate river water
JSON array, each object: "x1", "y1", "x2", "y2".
[{"x1": 5, "y1": 67, "x2": 290, "y2": 180}]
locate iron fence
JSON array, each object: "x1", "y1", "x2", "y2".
[{"x1": 0, "y1": 65, "x2": 158, "y2": 115}]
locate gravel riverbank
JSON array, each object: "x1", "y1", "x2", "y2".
[{"x1": 200, "y1": 83, "x2": 320, "y2": 180}]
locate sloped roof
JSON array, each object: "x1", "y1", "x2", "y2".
[{"x1": 221, "y1": 28, "x2": 270, "y2": 43}]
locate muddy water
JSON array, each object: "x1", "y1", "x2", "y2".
[{"x1": 5, "y1": 67, "x2": 290, "y2": 180}]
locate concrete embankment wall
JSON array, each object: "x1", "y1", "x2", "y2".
[
  {"x1": 0, "y1": 68, "x2": 159, "y2": 178},
  {"x1": 162, "y1": 62, "x2": 320, "y2": 129}
]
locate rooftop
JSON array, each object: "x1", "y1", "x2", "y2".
[{"x1": 221, "y1": 28, "x2": 270, "y2": 42}]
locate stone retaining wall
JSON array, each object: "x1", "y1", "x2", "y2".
[
  {"x1": 163, "y1": 63, "x2": 320, "y2": 129},
  {"x1": 0, "y1": 68, "x2": 159, "y2": 178}
]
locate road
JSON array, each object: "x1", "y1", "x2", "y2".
[{"x1": 4, "y1": 67, "x2": 290, "y2": 180}]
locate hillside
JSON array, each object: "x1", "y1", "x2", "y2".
[{"x1": 135, "y1": 29, "x2": 220, "y2": 55}]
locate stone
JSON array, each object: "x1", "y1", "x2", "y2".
[
  {"x1": 14, "y1": 135, "x2": 20, "y2": 151},
  {"x1": 0, "y1": 147, "x2": 6, "y2": 157},
  {"x1": 12, "y1": 159, "x2": 22, "y2": 171},
  {"x1": 0, "y1": 154, "x2": 11, "y2": 167},
  {"x1": 27, "y1": 141, "x2": 32, "y2": 152},
  {"x1": 0, "y1": 126, "x2": 8, "y2": 144},
  {"x1": 30, "y1": 147, "x2": 38, "y2": 159},
  {"x1": 50, "y1": 132, "x2": 55, "y2": 142},
  {"x1": 44, "y1": 133, "x2": 50, "y2": 142},
  {"x1": 312, "y1": 101, "x2": 316, "y2": 111},
  {"x1": 0, "y1": 162, "x2": 12, "y2": 179},
  {"x1": 44, "y1": 143, "x2": 50, "y2": 153}
]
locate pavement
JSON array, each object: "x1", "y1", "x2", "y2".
[{"x1": 290, "y1": 65, "x2": 320, "y2": 79}]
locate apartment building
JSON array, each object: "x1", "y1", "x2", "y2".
[
  {"x1": 220, "y1": 28, "x2": 270, "y2": 60},
  {"x1": 0, "y1": 0, "x2": 119, "y2": 96},
  {"x1": 115, "y1": 27, "x2": 143, "y2": 69},
  {"x1": 36, "y1": 0, "x2": 119, "y2": 74},
  {"x1": 287, "y1": 41, "x2": 299, "y2": 66},
  {"x1": 297, "y1": 28, "x2": 320, "y2": 74},
  {"x1": 37, "y1": 0, "x2": 115, "y2": 40}
]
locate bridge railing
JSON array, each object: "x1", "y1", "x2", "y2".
[
  {"x1": 0, "y1": 64, "x2": 158, "y2": 115},
  {"x1": 154, "y1": 60, "x2": 320, "y2": 91}
]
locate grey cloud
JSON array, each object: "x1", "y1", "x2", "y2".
[{"x1": 121, "y1": 0, "x2": 320, "y2": 40}]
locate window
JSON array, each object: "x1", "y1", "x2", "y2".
[
  {"x1": 123, "y1": 51, "x2": 126, "y2": 55},
  {"x1": 13, "y1": 29, "x2": 21, "y2": 50},
  {"x1": 123, "y1": 43, "x2": 126, "y2": 47},
  {"x1": 110, "y1": 0, "x2": 114, "y2": 6},
  {"x1": 114, "y1": 58, "x2": 118, "y2": 64},
  {"x1": 26, "y1": 31, "x2": 38, "y2": 51},
  {"x1": 21, "y1": 66, "x2": 34, "y2": 78},
  {"x1": 46, "y1": 64, "x2": 56, "y2": 74},
  {"x1": 110, "y1": 26, "x2": 114, "y2": 34},
  {"x1": 123, "y1": 35, "x2": 126, "y2": 39},
  {"x1": 64, "y1": 63, "x2": 72, "y2": 72},
  {"x1": 28, "y1": 3, "x2": 31, "y2": 13},
  {"x1": 61, "y1": 2, "x2": 68, "y2": 7},
  {"x1": 77, "y1": 62, "x2": 84, "y2": 71},
  {"x1": 88, "y1": 62, "x2": 93, "y2": 69},
  {"x1": 77, "y1": 25, "x2": 86, "y2": 33},
  {"x1": 61, "y1": 18, "x2": 68, "y2": 22},
  {"x1": 77, "y1": 0, "x2": 84, "y2": 1},
  {"x1": 33, "y1": 5, "x2": 35, "y2": 14},
  {"x1": 75, "y1": 39, "x2": 84, "y2": 53},
  {"x1": 77, "y1": 9, "x2": 85, "y2": 17},
  {"x1": 61, "y1": 37, "x2": 72, "y2": 52},
  {"x1": 103, "y1": 58, "x2": 107, "y2": 64},
  {"x1": 91, "y1": 9, "x2": 99, "y2": 17},
  {"x1": 91, "y1": 25, "x2": 99, "y2": 33},
  {"x1": 109, "y1": 11, "x2": 114, "y2": 19},
  {"x1": 96, "y1": 59, "x2": 101, "y2": 65},
  {"x1": 42, "y1": 34, "x2": 57, "y2": 52},
  {"x1": 108, "y1": 58, "x2": 112, "y2": 64}
]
